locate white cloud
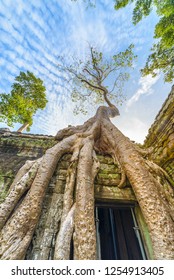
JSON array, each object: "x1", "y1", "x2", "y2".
[
  {"x1": 0, "y1": 0, "x2": 169, "y2": 144},
  {"x1": 126, "y1": 73, "x2": 160, "y2": 108},
  {"x1": 5, "y1": 62, "x2": 19, "y2": 75},
  {"x1": 113, "y1": 115, "x2": 149, "y2": 144}
]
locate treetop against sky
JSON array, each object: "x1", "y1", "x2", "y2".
[{"x1": 0, "y1": 0, "x2": 172, "y2": 143}]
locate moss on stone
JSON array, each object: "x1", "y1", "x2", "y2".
[{"x1": 134, "y1": 206, "x2": 154, "y2": 259}]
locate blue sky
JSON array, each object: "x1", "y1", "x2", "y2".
[{"x1": 0, "y1": 0, "x2": 172, "y2": 143}]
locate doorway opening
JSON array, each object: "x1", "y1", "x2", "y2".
[{"x1": 95, "y1": 202, "x2": 147, "y2": 260}]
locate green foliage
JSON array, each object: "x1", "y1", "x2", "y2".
[
  {"x1": 114, "y1": 0, "x2": 174, "y2": 82},
  {"x1": 58, "y1": 45, "x2": 136, "y2": 114},
  {"x1": 141, "y1": 43, "x2": 174, "y2": 82},
  {"x1": 114, "y1": 0, "x2": 131, "y2": 10},
  {"x1": 0, "y1": 71, "x2": 47, "y2": 130},
  {"x1": 115, "y1": 0, "x2": 152, "y2": 25}
]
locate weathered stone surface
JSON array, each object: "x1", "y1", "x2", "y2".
[
  {"x1": 0, "y1": 133, "x2": 56, "y2": 199},
  {"x1": 0, "y1": 131, "x2": 133, "y2": 202},
  {"x1": 0, "y1": 134, "x2": 135, "y2": 259},
  {"x1": 25, "y1": 163, "x2": 65, "y2": 260},
  {"x1": 95, "y1": 184, "x2": 136, "y2": 201},
  {"x1": 144, "y1": 86, "x2": 174, "y2": 181},
  {"x1": 0, "y1": 86, "x2": 173, "y2": 260}
]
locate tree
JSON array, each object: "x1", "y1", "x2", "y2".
[
  {"x1": 58, "y1": 44, "x2": 136, "y2": 114},
  {"x1": 0, "y1": 71, "x2": 47, "y2": 132},
  {"x1": 114, "y1": 0, "x2": 174, "y2": 82},
  {"x1": 0, "y1": 47, "x2": 174, "y2": 260}
]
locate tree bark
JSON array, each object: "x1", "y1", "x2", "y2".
[
  {"x1": 0, "y1": 105, "x2": 174, "y2": 260},
  {"x1": 17, "y1": 123, "x2": 30, "y2": 133},
  {"x1": 73, "y1": 138, "x2": 98, "y2": 260},
  {"x1": 54, "y1": 204, "x2": 76, "y2": 260},
  {"x1": 100, "y1": 118, "x2": 174, "y2": 259},
  {"x1": 0, "y1": 159, "x2": 41, "y2": 230},
  {"x1": 0, "y1": 135, "x2": 77, "y2": 259}
]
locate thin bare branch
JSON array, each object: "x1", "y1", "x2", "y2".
[
  {"x1": 80, "y1": 79, "x2": 105, "y2": 93},
  {"x1": 90, "y1": 47, "x2": 102, "y2": 79},
  {"x1": 101, "y1": 65, "x2": 122, "y2": 82},
  {"x1": 83, "y1": 67, "x2": 98, "y2": 80},
  {"x1": 109, "y1": 74, "x2": 123, "y2": 94}
]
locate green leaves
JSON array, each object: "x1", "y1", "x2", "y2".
[
  {"x1": 0, "y1": 71, "x2": 47, "y2": 129},
  {"x1": 114, "y1": 0, "x2": 132, "y2": 10},
  {"x1": 141, "y1": 43, "x2": 174, "y2": 82},
  {"x1": 113, "y1": 44, "x2": 136, "y2": 68},
  {"x1": 58, "y1": 44, "x2": 136, "y2": 114},
  {"x1": 114, "y1": 0, "x2": 152, "y2": 24},
  {"x1": 132, "y1": 0, "x2": 152, "y2": 24},
  {"x1": 114, "y1": 0, "x2": 174, "y2": 82}
]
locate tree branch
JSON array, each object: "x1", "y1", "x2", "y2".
[
  {"x1": 90, "y1": 47, "x2": 102, "y2": 79},
  {"x1": 80, "y1": 79, "x2": 104, "y2": 92},
  {"x1": 102, "y1": 65, "x2": 122, "y2": 82},
  {"x1": 83, "y1": 67, "x2": 98, "y2": 80},
  {"x1": 109, "y1": 75, "x2": 121, "y2": 94}
]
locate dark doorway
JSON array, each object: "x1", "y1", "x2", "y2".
[{"x1": 95, "y1": 205, "x2": 147, "y2": 260}]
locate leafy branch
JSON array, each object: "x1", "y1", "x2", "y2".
[{"x1": 57, "y1": 44, "x2": 136, "y2": 114}]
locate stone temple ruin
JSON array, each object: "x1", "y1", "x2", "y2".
[{"x1": 0, "y1": 86, "x2": 173, "y2": 260}]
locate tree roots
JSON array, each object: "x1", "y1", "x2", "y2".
[{"x1": 0, "y1": 105, "x2": 174, "y2": 260}]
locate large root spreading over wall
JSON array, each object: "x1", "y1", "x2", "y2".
[{"x1": 0, "y1": 106, "x2": 174, "y2": 260}]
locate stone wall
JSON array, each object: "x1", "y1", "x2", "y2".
[
  {"x1": 144, "y1": 86, "x2": 174, "y2": 181},
  {"x1": 1, "y1": 86, "x2": 173, "y2": 198},
  {"x1": 25, "y1": 154, "x2": 136, "y2": 260},
  {"x1": 0, "y1": 86, "x2": 173, "y2": 260},
  {"x1": 0, "y1": 131, "x2": 137, "y2": 259},
  {"x1": 0, "y1": 130, "x2": 135, "y2": 203},
  {"x1": 0, "y1": 130, "x2": 56, "y2": 202}
]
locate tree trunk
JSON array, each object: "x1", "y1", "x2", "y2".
[
  {"x1": 0, "y1": 135, "x2": 77, "y2": 259},
  {"x1": 17, "y1": 123, "x2": 30, "y2": 133},
  {"x1": 0, "y1": 105, "x2": 174, "y2": 259},
  {"x1": 73, "y1": 139, "x2": 98, "y2": 260},
  {"x1": 100, "y1": 118, "x2": 174, "y2": 259}
]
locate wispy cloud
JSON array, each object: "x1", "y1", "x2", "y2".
[
  {"x1": 0, "y1": 0, "x2": 169, "y2": 143},
  {"x1": 113, "y1": 115, "x2": 149, "y2": 144},
  {"x1": 126, "y1": 73, "x2": 160, "y2": 108}
]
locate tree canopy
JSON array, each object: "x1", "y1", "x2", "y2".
[
  {"x1": 0, "y1": 71, "x2": 47, "y2": 131},
  {"x1": 58, "y1": 44, "x2": 136, "y2": 114},
  {"x1": 114, "y1": 0, "x2": 174, "y2": 82}
]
